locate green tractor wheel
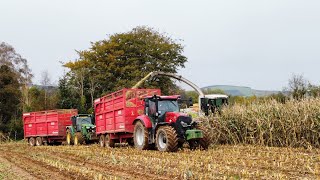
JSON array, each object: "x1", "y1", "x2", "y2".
[
  {"x1": 74, "y1": 132, "x2": 84, "y2": 146},
  {"x1": 66, "y1": 129, "x2": 73, "y2": 145}
]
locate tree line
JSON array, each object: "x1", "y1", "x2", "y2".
[{"x1": 0, "y1": 26, "x2": 187, "y2": 139}]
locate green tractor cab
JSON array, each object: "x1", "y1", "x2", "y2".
[{"x1": 66, "y1": 114, "x2": 98, "y2": 145}]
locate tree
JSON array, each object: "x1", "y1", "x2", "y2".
[
  {"x1": 308, "y1": 84, "x2": 320, "y2": 98},
  {"x1": 0, "y1": 65, "x2": 21, "y2": 131},
  {"x1": 58, "y1": 74, "x2": 79, "y2": 109},
  {"x1": 40, "y1": 70, "x2": 51, "y2": 109},
  {"x1": 287, "y1": 74, "x2": 308, "y2": 100},
  {"x1": 0, "y1": 42, "x2": 32, "y2": 139},
  {"x1": 64, "y1": 26, "x2": 187, "y2": 112},
  {"x1": 0, "y1": 42, "x2": 33, "y2": 112}
]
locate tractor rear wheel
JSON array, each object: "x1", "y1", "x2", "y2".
[
  {"x1": 156, "y1": 126, "x2": 178, "y2": 152},
  {"x1": 133, "y1": 121, "x2": 149, "y2": 150},
  {"x1": 29, "y1": 137, "x2": 36, "y2": 146},
  {"x1": 74, "y1": 132, "x2": 84, "y2": 145},
  {"x1": 35, "y1": 137, "x2": 43, "y2": 146},
  {"x1": 99, "y1": 135, "x2": 105, "y2": 147},
  {"x1": 105, "y1": 134, "x2": 115, "y2": 148},
  {"x1": 66, "y1": 129, "x2": 73, "y2": 145},
  {"x1": 196, "y1": 125, "x2": 211, "y2": 150}
]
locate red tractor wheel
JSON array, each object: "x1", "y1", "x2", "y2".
[
  {"x1": 133, "y1": 121, "x2": 149, "y2": 150},
  {"x1": 156, "y1": 126, "x2": 178, "y2": 152},
  {"x1": 29, "y1": 137, "x2": 36, "y2": 146},
  {"x1": 35, "y1": 137, "x2": 43, "y2": 146},
  {"x1": 99, "y1": 135, "x2": 105, "y2": 147},
  {"x1": 105, "y1": 134, "x2": 115, "y2": 148}
]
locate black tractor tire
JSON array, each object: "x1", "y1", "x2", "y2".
[
  {"x1": 29, "y1": 137, "x2": 36, "y2": 146},
  {"x1": 74, "y1": 132, "x2": 84, "y2": 146},
  {"x1": 127, "y1": 138, "x2": 134, "y2": 147},
  {"x1": 196, "y1": 125, "x2": 212, "y2": 150},
  {"x1": 35, "y1": 137, "x2": 43, "y2": 146},
  {"x1": 66, "y1": 129, "x2": 73, "y2": 145},
  {"x1": 99, "y1": 135, "x2": 105, "y2": 147},
  {"x1": 133, "y1": 121, "x2": 149, "y2": 150},
  {"x1": 188, "y1": 140, "x2": 200, "y2": 150},
  {"x1": 105, "y1": 134, "x2": 115, "y2": 148},
  {"x1": 156, "y1": 126, "x2": 179, "y2": 152}
]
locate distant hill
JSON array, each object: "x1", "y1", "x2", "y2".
[{"x1": 202, "y1": 85, "x2": 279, "y2": 97}]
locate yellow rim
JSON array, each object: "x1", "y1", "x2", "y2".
[
  {"x1": 67, "y1": 133, "x2": 71, "y2": 144},
  {"x1": 74, "y1": 136, "x2": 78, "y2": 145}
]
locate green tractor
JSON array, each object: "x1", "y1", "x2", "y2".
[{"x1": 66, "y1": 114, "x2": 97, "y2": 145}]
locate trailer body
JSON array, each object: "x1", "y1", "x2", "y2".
[
  {"x1": 94, "y1": 88, "x2": 160, "y2": 142},
  {"x1": 23, "y1": 109, "x2": 78, "y2": 145}
]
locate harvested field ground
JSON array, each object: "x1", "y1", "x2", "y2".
[{"x1": 0, "y1": 142, "x2": 319, "y2": 179}]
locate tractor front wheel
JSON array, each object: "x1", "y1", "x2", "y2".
[
  {"x1": 156, "y1": 126, "x2": 178, "y2": 152},
  {"x1": 133, "y1": 121, "x2": 149, "y2": 150},
  {"x1": 74, "y1": 132, "x2": 84, "y2": 145},
  {"x1": 29, "y1": 137, "x2": 36, "y2": 146},
  {"x1": 66, "y1": 129, "x2": 73, "y2": 145}
]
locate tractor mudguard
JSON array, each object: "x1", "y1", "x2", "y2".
[
  {"x1": 133, "y1": 115, "x2": 153, "y2": 128},
  {"x1": 155, "y1": 122, "x2": 169, "y2": 131},
  {"x1": 66, "y1": 126, "x2": 75, "y2": 135}
]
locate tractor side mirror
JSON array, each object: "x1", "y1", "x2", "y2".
[{"x1": 145, "y1": 100, "x2": 149, "y2": 107}]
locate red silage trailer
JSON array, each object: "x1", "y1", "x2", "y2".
[
  {"x1": 94, "y1": 88, "x2": 160, "y2": 146},
  {"x1": 23, "y1": 109, "x2": 78, "y2": 146}
]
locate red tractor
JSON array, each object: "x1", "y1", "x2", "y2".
[{"x1": 95, "y1": 88, "x2": 210, "y2": 152}]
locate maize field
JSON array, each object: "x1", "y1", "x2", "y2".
[{"x1": 206, "y1": 98, "x2": 320, "y2": 148}]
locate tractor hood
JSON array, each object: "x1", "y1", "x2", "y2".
[
  {"x1": 164, "y1": 112, "x2": 190, "y2": 123},
  {"x1": 82, "y1": 124, "x2": 96, "y2": 128}
]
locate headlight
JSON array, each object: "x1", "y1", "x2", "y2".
[{"x1": 181, "y1": 121, "x2": 188, "y2": 128}]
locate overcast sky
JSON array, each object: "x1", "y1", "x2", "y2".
[{"x1": 1, "y1": 0, "x2": 319, "y2": 90}]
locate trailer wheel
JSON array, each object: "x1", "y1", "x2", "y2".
[
  {"x1": 29, "y1": 137, "x2": 36, "y2": 146},
  {"x1": 66, "y1": 129, "x2": 73, "y2": 145},
  {"x1": 133, "y1": 121, "x2": 149, "y2": 150},
  {"x1": 74, "y1": 132, "x2": 84, "y2": 145},
  {"x1": 156, "y1": 126, "x2": 178, "y2": 152},
  {"x1": 127, "y1": 138, "x2": 134, "y2": 147},
  {"x1": 105, "y1": 134, "x2": 115, "y2": 148},
  {"x1": 99, "y1": 135, "x2": 105, "y2": 147},
  {"x1": 35, "y1": 137, "x2": 43, "y2": 146}
]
